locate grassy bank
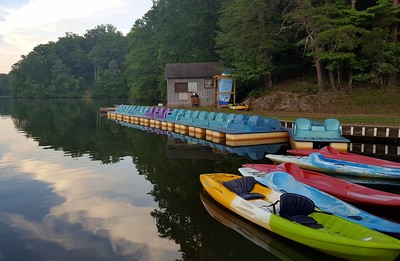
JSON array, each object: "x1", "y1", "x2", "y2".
[
  {"x1": 200, "y1": 107, "x2": 400, "y2": 126},
  {"x1": 200, "y1": 82, "x2": 400, "y2": 126}
]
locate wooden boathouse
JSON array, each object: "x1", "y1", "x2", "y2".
[{"x1": 164, "y1": 62, "x2": 222, "y2": 107}]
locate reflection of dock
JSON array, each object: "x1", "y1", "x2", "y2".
[
  {"x1": 99, "y1": 107, "x2": 117, "y2": 113},
  {"x1": 114, "y1": 120, "x2": 284, "y2": 160},
  {"x1": 166, "y1": 136, "x2": 222, "y2": 160},
  {"x1": 349, "y1": 143, "x2": 400, "y2": 162}
]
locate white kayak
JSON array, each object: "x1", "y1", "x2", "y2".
[{"x1": 265, "y1": 153, "x2": 400, "y2": 179}]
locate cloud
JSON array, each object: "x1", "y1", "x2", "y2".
[
  {"x1": 0, "y1": 117, "x2": 181, "y2": 259},
  {"x1": 0, "y1": 0, "x2": 152, "y2": 73}
]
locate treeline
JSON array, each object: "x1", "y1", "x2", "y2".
[
  {"x1": 6, "y1": 0, "x2": 400, "y2": 100},
  {"x1": 0, "y1": 74, "x2": 8, "y2": 96}
]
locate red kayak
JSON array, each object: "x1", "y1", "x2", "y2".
[
  {"x1": 242, "y1": 162, "x2": 400, "y2": 207},
  {"x1": 287, "y1": 146, "x2": 400, "y2": 168}
]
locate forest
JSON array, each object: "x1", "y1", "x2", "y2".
[{"x1": 2, "y1": 0, "x2": 399, "y2": 101}]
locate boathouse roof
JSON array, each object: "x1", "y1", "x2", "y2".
[{"x1": 164, "y1": 62, "x2": 222, "y2": 79}]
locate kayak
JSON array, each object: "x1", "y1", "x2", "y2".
[
  {"x1": 242, "y1": 162, "x2": 400, "y2": 207},
  {"x1": 265, "y1": 153, "x2": 400, "y2": 179},
  {"x1": 200, "y1": 191, "x2": 322, "y2": 261},
  {"x1": 200, "y1": 173, "x2": 400, "y2": 261},
  {"x1": 238, "y1": 167, "x2": 400, "y2": 234},
  {"x1": 287, "y1": 146, "x2": 400, "y2": 168},
  {"x1": 228, "y1": 103, "x2": 249, "y2": 111}
]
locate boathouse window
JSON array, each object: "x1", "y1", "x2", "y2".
[
  {"x1": 188, "y1": 82, "x2": 197, "y2": 92},
  {"x1": 175, "y1": 82, "x2": 188, "y2": 93},
  {"x1": 204, "y1": 79, "x2": 214, "y2": 88}
]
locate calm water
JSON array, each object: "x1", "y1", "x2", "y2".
[{"x1": 0, "y1": 98, "x2": 399, "y2": 261}]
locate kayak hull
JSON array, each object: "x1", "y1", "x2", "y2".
[
  {"x1": 238, "y1": 168, "x2": 400, "y2": 234},
  {"x1": 265, "y1": 153, "x2": 400, "y2": 179},
  {"x1": 200, "y1": 173, "x2": 400, "y2": 261},
  {"x1": 243, "y1": 162, "x2": 400, "y2": 207},
  {"x1": 287, "y1": 146, "x2": 400, "y2": 168}
]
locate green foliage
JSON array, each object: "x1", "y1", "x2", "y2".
[
  {"x1": 6, "y1": 0, "x2": 400, "y2": 100},
  {"x1": 124, "y1": 0, "x2": 220, "y2": 102},
  {"x1": 154, "y1": 0, "x2": 219, "y2": 64},
  {"x1": 0, "y1": 74, "x2": 9, "y2": 96},
  {"x1": 8, "y1": 24, "x2": 128, "y2": 98},
  {"x1": 216, "y1": 0, "x2": 291, "y2": 89},
  {"x1": 124, "y1": 11, "x2": 161, "y2": 102}
]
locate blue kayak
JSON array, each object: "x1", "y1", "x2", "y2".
[
  {"x1": 265, "y1": 153, "x2": 400, "y2": 179},
  {"x1": 238, "y1": 167, "x2": 400, "y2": 234}
]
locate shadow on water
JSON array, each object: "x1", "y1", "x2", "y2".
[{"x1": 1, "y1": 97, "x2": 399, "y2": 260}]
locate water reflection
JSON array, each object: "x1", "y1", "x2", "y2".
[
  {"x1": 349, "y1": 142, "x2": 400, "y2": 162},
  {"x1": 199, "y1": 191, "x2": 336, "y2": 261},
  {"x1": 0, "y1": 116, "x2": 181, "y2": 260},
  {"x1": 1, "y1": 97, "x2": 400, "y2": 261},
  {"x1": 116, "y1": 120, "x2": 286, "y2": 160}
]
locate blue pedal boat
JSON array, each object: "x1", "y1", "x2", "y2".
[{"x1": 289, "y1": 118, "x2": 350, "y2": 151}]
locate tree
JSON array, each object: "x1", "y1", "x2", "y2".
[
  {"x1": 154, "y1": 0, "x2": 219, "y2": 64},
  {"x1": 389, "y1": 0, "x2": 399, "y2": 87},
  {"x1": 216, "y1": 0, "x2": 291, "y2": 91},
  {"x1": 85, "y1": 25, "x2": 128, "y2": 94},
  {"x1": 316, "y1": 2, "x2": 370, "y2": 90},
  {"x1": 286, "y1": 0, "x2": 337, "y2": 94},
  {"x1": 125, "y1": 0, "x2": 220, "y2": 102},
  {"x1": 125, "y1": 10, "x2": 162, "y2": 101},
  {"x1": 0, "y1": 74, "x2": 9, "y2": 96},
  {"x1": 353, "y1": 0, "x2": 400, "y2": 87}
]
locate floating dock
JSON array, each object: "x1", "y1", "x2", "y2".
[
  {"x1": 107, "y1": 105, "x2": 289, "y2": 146},
  {"x1": 107, "y1": 105, "x2": 399, "y2": 156}
]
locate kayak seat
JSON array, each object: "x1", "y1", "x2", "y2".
[
  {"x1": 280, "y1": 193, "x2": 323, "y2": 229},
  {"x1": 223, "y1": 176, "x2": 265, "y2": 200}
]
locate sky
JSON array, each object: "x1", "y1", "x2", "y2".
[{"x1": 0, "y1": 0, "x2": 153, "y2": 74}]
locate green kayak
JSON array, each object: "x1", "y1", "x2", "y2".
[{"x1": 200, "y1": 173, "x2": 400, "y2": 261}]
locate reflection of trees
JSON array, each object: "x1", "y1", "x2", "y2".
[
  {"x1": 122, "y1": 126, "x2": 274, "y2": 259},
  {"x1": 0, "y1": 97, "x2": 12, "y2": 115},
  {"x1": 8, "y1": 98, "x2": 129, "y2": 164},
  {"x1": 6, "y1": 98, "x2": 278, "y2": 259},
  {"x1": 147, "y1": 167, "x2": 274, "y2": 260}
]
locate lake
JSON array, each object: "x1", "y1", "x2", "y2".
[{"x1": 0, "y1": 97, "x2": 399, "y2": 261}]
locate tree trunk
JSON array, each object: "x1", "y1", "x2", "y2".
[
  {"x1": 267, "y1": 72, "x2": 273, "y2": 88},
  {"x1": 94, "y1": 64, "x2": 97, "y2": 82},
  {"x1": 389, "y1": 0, "x2": 399, "y2": 88},
  {"x1": 328, "y1": 70, "x2": 337, "y2": 92},
  {"x1": 347, "y1": 70, "x2": 353, "y2": 90},
  {"x1": 313, "y1": 45, "x2": 324, "y2": 94},
  {"x1": 315, "y1": 60, "x2": 324, "y2": 94},
  {"x1": 351, "y1": 0, "x2": 356, "y2": 10}
]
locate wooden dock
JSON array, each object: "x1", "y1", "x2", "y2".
[{"x1": 341, "y1": 124, "x2": 400, "y2": 141}]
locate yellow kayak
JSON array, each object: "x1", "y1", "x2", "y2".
[
  {"x1": 199, "y1": 173, "x2": 400, "y2": 261},
  {"x1": 228, "y1": 103, "x2": 249, "y2": 111},
  {"x1": 200, "y1": 191, "x2": 329, "y2": 261}
]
